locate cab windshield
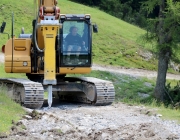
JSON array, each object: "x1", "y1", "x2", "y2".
[{"x1": 61, "y1": 21, "x2": 90, "y2": 66}]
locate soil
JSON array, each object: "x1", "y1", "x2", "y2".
[{"x1": 0, "y1": 53, "x2": 180, "y2": 140}]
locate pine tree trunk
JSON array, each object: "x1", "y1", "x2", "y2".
[
  {"x1": 154, "y1": 49, "x2": 170, "y2": 101},
  {"x1": 154, "y1": 0, "x2": 171, "y2": 101}
]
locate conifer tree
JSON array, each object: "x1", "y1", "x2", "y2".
[{"x1": 143, "y1": 0, "x2": 180, "y2": 101}]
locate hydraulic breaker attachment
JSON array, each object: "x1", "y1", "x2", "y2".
[
  {"x1": 47, "y1": 85, "x2": 53, "y2": 108},
  {"x1": 38, "y1": 19, "x2": 61, "y2": 108}
]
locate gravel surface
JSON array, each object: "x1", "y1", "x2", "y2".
[
  {"x1": 92, "y1": 64, "x2": 180, "y2": 80},
  {"x1": 1, "y1": 102, "x2": 180, "y2": 140}
]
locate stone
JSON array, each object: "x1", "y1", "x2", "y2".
[
  {"x1": 61, "y1": 125, "x2": 71, "y2": 133},
  {"x1": 23, "y1": 115, "x2": 32, "y2": 120}
]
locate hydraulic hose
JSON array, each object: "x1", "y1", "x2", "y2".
[
  {"x1": 11, "y1": 12, "x2": 14, "y2": 73},
  {"x1": 33, "y1": 0, "x2": 44, "y2": 52}
]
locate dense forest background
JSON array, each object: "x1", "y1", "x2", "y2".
[{"x1": 70, "y1": 0, "x2": 159, "y2": 28}]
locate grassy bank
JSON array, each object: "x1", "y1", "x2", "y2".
[
  {"x1": 0, "y1": 64, "x2": 26, "y2": 133},
  {"x1": 0, "y1": 87, "x2": 25, "y2": 133},
  {"x1": 0, "y1": 64, "x2": 26, "y2": 78},
  {"x1": 158, "y1": 106, "x2": 180, "y2": 123},
  {"x1": 0, "y1": 64, "x2": 42, "y2": 133}
]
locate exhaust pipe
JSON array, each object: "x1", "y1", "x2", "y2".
[{"x1": 1, "y1": 45, "x2": 5, "y2": 53}]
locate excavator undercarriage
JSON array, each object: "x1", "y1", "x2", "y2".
[
  {"x1": 0, "y1": 77, "x2": 115, "y2": 109},
  {"x1": 0, "y1": 78, "x2": 44, "y2": 109}
]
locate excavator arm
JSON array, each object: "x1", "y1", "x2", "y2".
[
  {"x1": 34, "y1": 0, "x2": 61, "y2": 107},
  {"x1": 37, "y1": 21, "x2": 61, "y2": 107}
]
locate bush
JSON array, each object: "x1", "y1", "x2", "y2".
[{"x1": 165, "y1": 82, "x2": 180, "y2": 108}]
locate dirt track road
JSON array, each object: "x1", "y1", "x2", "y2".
[
  {"x1": 92, "y1": 64, "x2": 180, "y2": 80},
  {"x1": 1, "y1": 102, "x2": 180, "y2": 140}
]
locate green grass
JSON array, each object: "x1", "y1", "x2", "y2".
[
  {"x1": 44, "y1": 92, "x2": 48, "y2": 99},
  {"x1": 166, "y1": 79, "x2": 180, "y2": 88},
  {"x1": 0, "y1": 64, "x2": 27, "y2": 134},
  {"x1": 0, "y1": 64, "x2": 26, "y2": 78},
  {"x1": 0, "y1": 87, "x2": 25, "y2": 133},
  {"x1": 0, "y1": 0, "x2": 34, "y2": 45},
  {"x1": 158, "y1": 107, "x2": 180, "y2": 123},
  {"x1": 147, "y1": 100, "x2": 180, "y2": 123}
]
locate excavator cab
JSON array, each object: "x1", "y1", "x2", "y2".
[{"x1": 59, "y1": 14, "x2": 94, "y2": 67}]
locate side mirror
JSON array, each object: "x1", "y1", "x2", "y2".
[
  {"x1": 93, "y1": 24, "x2": 98, "y2": 33},
  {"x1": 0, "y1": 22, "x2": 6, "y2": 33}
]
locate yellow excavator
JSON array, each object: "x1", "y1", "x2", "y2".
[{"x1": 0, "y1": 0, "x2": 115, "y2": 109}]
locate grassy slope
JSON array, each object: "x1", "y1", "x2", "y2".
[
  {"x1": 0, "y1": 0, "x2": 157, "y2": 70},
  {"x1": 62, "y1": 1, "x2": 157, "y2": 69},
  {"x1": 0, "y1": 0, "x2": 34, "y2": 41},
  {"x1": 0, "y1": 64, "x2": 26, "y2": 78},
  {"x1": 0, "y1": 65, "x2": 26, "y2": 134},
  {"x1": 0, "y1": 87, "x2": 25, "y2": 133}
]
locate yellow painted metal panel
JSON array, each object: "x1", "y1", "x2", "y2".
[
  {"x1": 43, "y1": 0, "x2": 55, "y2": 6},
  {"x1": 5, "y1": 67, "x2": 31, "y2": 73},
  {"x1": 5, "y1": 39, "x2": 31, "y2": 56},
  {"x1": 14, "y1": 39, "x2": 26, "y2": 47},
  {"x1": 42, "y1": 25, "x2": 59, "y2": 84},
  {"x1": 59, "y1": 68, "x2": 91, "y2": 74},
  {"x1": 5, "y1": 56, "x2": 30, "y2": 62},
  {"x1": 5, "y1": 61, "x2": 31, "y2": 67},
  {"x1": 4, "y1": 38, "x2": 31, "y2": 73}
]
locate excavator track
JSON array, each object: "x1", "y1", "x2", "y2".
[
  {"x1": 0, "y1": 78, "x2": 44, "y2": 109},
  {"x1": 0, "y1": 77, "x2": 114, "y2": 108},
  {"x1": 79, "y1": 77, "x2": 115, "y2": 105},
  {"x1": 57, "y1": 77, "x2": 115, "y2": 105}
]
